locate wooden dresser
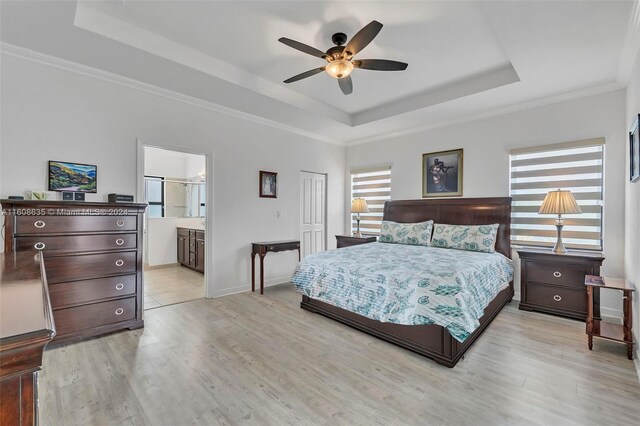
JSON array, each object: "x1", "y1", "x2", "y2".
[
  {"x1": 0, "y1": 252, "x2": 55, "y2": 425},
  {"x1": 518, "y1": 248, "x2": 604, "y2": 321},
  {"x1": 1, "y1": 200, "x2": 146, "y2": 343},
  {"x1": 177, "y1": 227, "x2": 205, "y2": 273}
]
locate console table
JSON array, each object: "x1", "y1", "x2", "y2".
[
  {"x1": 251, "y1": 240, "x2": 300, "y2": 294},
  {"x1": 0, "y1": 252, "x2": 55, "y2": 425},
  {"x1": 585, "y1": 275, "x2": 635, "y2": 360}
]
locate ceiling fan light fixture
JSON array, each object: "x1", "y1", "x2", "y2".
[{"x1": 325, "y1": 59, "x2": 354, "y2": 79}]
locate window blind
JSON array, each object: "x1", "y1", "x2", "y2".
[
  {"x1": 350, "y1": 166, "x2": 391, "y2": 235},
  {"x1": 509, "y1": 140, "x2": 604, "y2": 251}
]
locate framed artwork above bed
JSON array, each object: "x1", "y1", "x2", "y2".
[
  {"x1": 422, "y1": 149, "x2": 463, "y2": 198},
  {"x1": 630, "y1": 114, "x2": 639, "y2": 183}
]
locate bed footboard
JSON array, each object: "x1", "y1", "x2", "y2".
[{"x1": 300, "y1": 283, "x2": 514, "y2": 368}]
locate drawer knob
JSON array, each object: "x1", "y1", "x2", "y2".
[
  {"x1": 553, "y1": 271, "x2": 562, "y2": 278},
  {"x1": 34, "y1": 242, "x2": 46, "y2": 250},
  {"x1": 116, "y1": 220, "x2": 124, "y2": 227},
  {"x1": 553, "y1": 295, "x2": 562, "y2": 302},
  {"x1": 115, "y1": 283, "x2": 124, "y2": 290},
  {"x1": 34, "y1": 220, "x2": 45, "y2": 228},
  {"x1": 115, "y1": 308, "x2": 124, "y2": 315},
  {"x1": 115, "y1": 238, "x2": 125, "y2": 246},
  {"x1": 115, "y1": 259, "x2": 124, "y2": 267}
]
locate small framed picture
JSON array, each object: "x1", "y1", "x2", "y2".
[
  {"x1": 259, "y1": 171, "x2": 277, "y2": 198},
  {"x1": 630, "y1": 114, "x2": 639, "y2": 183},
  {"x1": 422, "y1": 149, "x2": 463, "y2": 197}
]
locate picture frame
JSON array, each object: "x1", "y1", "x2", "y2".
[
  {"x1": 422, "y1": 149, "x2": 463, "y2": 197},
  {"x1": 630, "y1": 114, "x2": 639, "y2": 183},
  {"x1": 259, "y1": 170, "x2": 277, "y2": 198}
]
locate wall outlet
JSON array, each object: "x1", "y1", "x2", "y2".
[{"x1": 276, "y1": 210, "x2": 282, "y2": 219}]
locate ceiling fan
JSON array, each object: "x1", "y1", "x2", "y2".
[{"x1": 278, "y1": 20, "x2": 408, "y2": 95}]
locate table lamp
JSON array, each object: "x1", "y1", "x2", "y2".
[
  {"x1": 538, "y1": 189, "x2": 582, "y2": 254},
  {"x1": 351, "y1": 198, "x2": 369, "y2": 238}
]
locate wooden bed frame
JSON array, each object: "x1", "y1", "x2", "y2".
[{"x1": 300, "y1": 197, "x2": 514, "y2": 368}]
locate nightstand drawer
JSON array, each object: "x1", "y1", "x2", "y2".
[
  {"x1": 524, "y1": 283, "x2": 587, "y2": 316},
  {"x1": 525, "y1": 260, "x2": 591, "y2": 288}
]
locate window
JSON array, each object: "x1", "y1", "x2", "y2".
[
  {"x1": 350, "y1": 166, "x2": 391, "y2": 235},
  {"x1": 509, "y1": 139, "x2": 604, "y2": 251},
  {"x1": 144, "y1": 175, "x2": 164, "y2": 218}
]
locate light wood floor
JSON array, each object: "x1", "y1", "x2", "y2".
[
  {"x1": 40, "y1": 285, "x2": 640, "y2": 426},
  {"x1": 144, "y1": 265, "x2": 204, "y2": 309}
]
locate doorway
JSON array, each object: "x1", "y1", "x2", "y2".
[
  {"x1": 140, "y1": 145, "x2": 207, "y2": 309},
  {"x1": 300, "y1": 171, "x2": 327, "y2": 258}
]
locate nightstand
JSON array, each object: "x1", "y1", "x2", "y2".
[
  {"x1": 336, "y1": 235, "x2": 377, "y2": 249},
  {"x1": 518, "y1": 248, "x2": 604, "y2": 321}
]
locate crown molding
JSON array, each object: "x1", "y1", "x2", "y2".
[
  {"x1": 0, "y1": 42, "x2": 343, "y2": 146},
  {"x1": 617, "y1": 0, "x2": 640, "y2": 85},
  {"x1": 345, "y1": 80, "x2": 624, "y2": 147}
]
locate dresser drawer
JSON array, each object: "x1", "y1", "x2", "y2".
[
  {"x1": 15, "y1": 215, "x2": 136, "y2": 234},
  {"x1": 49, "y1": 275, "x2": 136, "y2": 308},
  {"x1": 45, "y1": 252, "x2": 137, "y2": 283},
  {"x1": 525, "y1": 260, "x2": 591, "y2": 288},
  {"x1": 189, "y1": 238, "x2": 197, "y2": 253},
  {"x1": 524, "y1": 282, "x2": 587, "y2": 316},
  {"x1": 53, "y1": 297, "x2": 136, "y2": 336},
  {"x1": 15, "y1": 233, "x2": 137, "y2": 253}
]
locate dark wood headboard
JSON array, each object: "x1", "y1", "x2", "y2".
[{"x1": 382, "y1": 197, "x2": 512, "y2": 258}]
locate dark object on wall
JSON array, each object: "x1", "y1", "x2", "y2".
[
  {"x1": 62, "y1": 192, "x2": 74, "y2": 201},
  {"x1": 518, "y1": 248, "x2": 604, "y2": 321},
  {"x1": 108, "y1": 193, "x2": 135, "y2": 203},
  {"x1": 1, "y1": 199, "x2": 146, "y2": 343},
  {"x1": 422, "y1": 149, "x2": 463, "y2": 197},
  {"x1": 7, "y1": 196, "x2": 24, "y2": 200},
  {"x1": 177, "y1": 227, "x2": 204, "y2": 273},
  {"x1": 0, "y1": 252, "x2": 55, "y2": 425},
  {"x1": 48, "y1": 160, "x2": 97, "y2": 193},
  {"x1": 301, "y1": 197, "x2": 513, "y2": 368},
  {"x1": 259, "y1": 171, "x2": 277, "y2": 198},
  {"x1": 630, "y1": 114, "x2": 639, "y2": 182},
  {"x1": 73, "y1": 192, "x2": 85, "y2": 201}
]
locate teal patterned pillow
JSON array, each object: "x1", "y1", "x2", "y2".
[
  {"x1": 379, "y1": 220, "x2": 434, "y2": 246},
  {"x1": 431, "y1": 223, "x2": 499, "y2": 253}
]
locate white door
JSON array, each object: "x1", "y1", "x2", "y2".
[{"x1": 300, "y1": 172, "x2": 326, "y2": 258}]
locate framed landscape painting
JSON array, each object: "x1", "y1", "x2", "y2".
[
  {"x1": 422, "y1": 149, "x2": 463, "y2": 197},
  {"x1": 630, "y1": 114, "x2": 639, "y2": 183}
]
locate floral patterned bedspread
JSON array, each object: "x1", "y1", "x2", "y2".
[{"x1": 291, "y1": 242, "x2": 514, "y2": 342}]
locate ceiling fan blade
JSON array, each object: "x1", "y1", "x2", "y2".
[
  {"x1": 283, "y1": 67, "x2": 326, "y2": 83},
  {"x1": 343, "y1": 20, "x2": 383, "y2": 57},
  {"x1": 278, "y1": 37, "x2": 327, "y2": 59},
  {"x1": 338, "y1": 76, "x2": 353, "y2": 95},
  {"x1": 353, "y1": 59, "x2": 408, "y2": 71}
]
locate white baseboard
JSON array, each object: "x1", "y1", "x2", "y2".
[
  {"x1": 208, "y1": 275, "x2": 291, "y2": 298},
  {"x1": 600, "y1": 307, "x2": 623, "y2": 324}
]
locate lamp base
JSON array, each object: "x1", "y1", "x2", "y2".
[
  {"x1": 552, "y1": 222, "x2": 567, "y2": 254},
  {"x1": 355, "y1": 218, "x2": 362, "y2": 238}
]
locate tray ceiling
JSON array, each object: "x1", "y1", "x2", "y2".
[{"x1": 1, "y1": 1, "x2": 637, "y2": 144}]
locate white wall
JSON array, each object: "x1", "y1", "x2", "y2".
[
  {"x1": 0, "y1": 54, "x2": 346, "y2": 297},
  {"x1": 144, "y1": 146, "x2": 205, "y2": 179},
  {"x1": 347, "y1": 90, "x2": 627, "y2": 316},
  {"x1": 624, "y1": 47, "x2": 640, "y2": 363}
]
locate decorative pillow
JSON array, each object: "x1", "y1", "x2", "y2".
[
  {"x1": 379, "y1": 220, "x2": 434, "y2": 246},
  {"x1": 430, "y1": 223, "x2": 500, "y2": 253}
]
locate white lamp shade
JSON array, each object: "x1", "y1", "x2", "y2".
[
  {"x1": 351, "y1": 198, "x2": 369, "y2": 214},
  {"x1": 539, "y1": 189, "x2": 582, "y2": 215}
]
